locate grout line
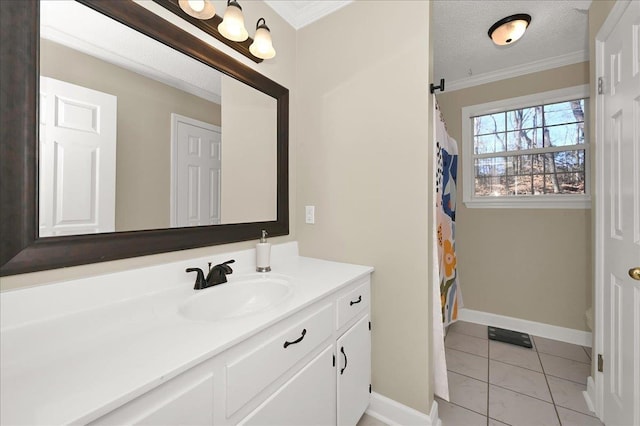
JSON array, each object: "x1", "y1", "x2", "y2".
[
  {"x1": 489, "y1": 383, "x2": 557, "y2": 405},
  {"x1": 537, "y1": 350, "x2": 592, "y2": 365},
  {"x1": 554, "y1": 404, "x2": 600, "y2": 419},
  {"x1": 438, "y1": 398, "x2": 489, "y2": 419},
  {"x1": 445, "y1": 346, "x2": 489, "y2": 360},
  {"x1": 489, "y1": 357, "x2": 544, "y2": 375},
  {"x1": 447, "y1": 369, "x2": 488, "y2": 384},
  {"x1": 535, "y1": 340, "x2": 563, "y2": 425}
]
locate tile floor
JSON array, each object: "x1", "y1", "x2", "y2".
[{"x1": 438, "y1": 321, "x2": 603, "y2": 426}]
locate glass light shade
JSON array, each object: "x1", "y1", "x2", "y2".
[
  {"x1": 249, "y1": 20, "x2": 276, "y2": 59},
  {"x1": 488, "y1": 14, "x2": 531, "y2": 46},
  {"x1": 178, "y1": 0, "x2": 215, "y2": 20},
  {"x1": 218, "y1": 2, "x2": 248, "y2": 42}
]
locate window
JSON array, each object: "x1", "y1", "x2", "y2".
[{"x1": 461, "y1": 85, "x2": 590, "y2": 209}]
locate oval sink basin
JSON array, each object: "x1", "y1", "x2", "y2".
[{"x1": 178, "y1": 274, "x2": 293, "y2": 322}]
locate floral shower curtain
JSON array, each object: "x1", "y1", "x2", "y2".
[
  {"x1": 435, "y1": 102, "x2": 462, "y2": 327},
  {"x1": 433, "y1": 99, "x2": 463, "y2": 401}
]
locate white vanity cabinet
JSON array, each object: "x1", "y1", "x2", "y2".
[
  {"x1": 60, "y1": 275, "x2": 371, "y2": 426},
  {"x1": 236, "y1": 276, "x2": 371, "y2": 426},
  {"x1": 335, "y1": 280, "x2": 372, "y2": 426}
]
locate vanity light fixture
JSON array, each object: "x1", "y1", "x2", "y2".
[
  {"x1": 178, "y1": 0, "x2": 215, "y2": 20},
  {"x1": 249, "y1": 18, "x2": 276, "y2": 59},
  {"x1": 488, "y1": 13, "x2": 531, "y2": 46},
  {"x1": 218, "y1": 0, "x2": 249, "y2": 42}
]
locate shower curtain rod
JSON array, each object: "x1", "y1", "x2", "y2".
[{"x1": 430, "y1": 78, "x2": 445, "y2": 94}]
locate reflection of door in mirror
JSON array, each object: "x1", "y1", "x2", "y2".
[
  {"x1": 39, "y1": 77, "x2": 117, "y2": 237},
  {"x1": 171, "y1": 114, "x2": 222, "y2": 227},
  {"x1": 38, "y1": 0, "x2": 279, "y2": 237}
]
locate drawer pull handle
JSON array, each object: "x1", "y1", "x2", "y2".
[
  {"x1": 350, "y1": 295, "x2": 362, "y2": 306},
  {"x1": 283, "y1": 329, "x2": 307, "y2": 348},
  {"x1": 340, "y1": 346, "x2": 348, "y2": 375}
]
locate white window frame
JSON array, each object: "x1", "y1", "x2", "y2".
[{"x1": 461, "y1": 84, "x2": 591, "y2": 209}]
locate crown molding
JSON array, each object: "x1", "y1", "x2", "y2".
[{"x1": 445, "y1": 50, "x2": 589, "y2": 92}]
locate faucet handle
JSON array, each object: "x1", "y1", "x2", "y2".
[
  {"x1": 186, "y1": 267, "x2": 206, "y2": 290},
  {"x1": 219, "y1": 259, "x2": 235, "y2": 274}
]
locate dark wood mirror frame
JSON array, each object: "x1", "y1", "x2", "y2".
[{"x1": 0, "y1": 0, "x2": 289, "y2": 276}]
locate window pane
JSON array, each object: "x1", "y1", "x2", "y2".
[
  {"x1": 475, "y1": 134, "x2": 506, "y2": 154},
  {"x1": 506, "y1": 107, "x2": 540, "y2": 131},
  {"x1": 474, "y1": 113, "x2": 505, "y2": 135},
  {"x1": 475, "y1": 157, "x2": 506, "y2": 177},
  {"x1": 509, "y1": 175, "x2": 533, "y2": 195},
  {"x1": 544, "y1": 99, "x2": 584, "y2": 126},
  {"x1": 506, "y1": 128, "x2": 543, "y2": 151},
  {"x1": 553, "y1": 150, "x2": 585, "y2": 172},
  {"x1": 546, "y1": 123, "x2": 585, "y2": 147},
  {"x1": 474, "y1": 151, "x2": 585, "y2": 197},
  {"x1": 505, "y1": 154, "x2": 532, "y2": 175},
  {"x1": 470, "y1": 96, "x2": 588, "y2": 200},
  {"x1": 475, "y1": 176, "x2": 507, "y2": 196},
  {"x1": 555, "y1": 172, "x2": 586, "y2": 194}
]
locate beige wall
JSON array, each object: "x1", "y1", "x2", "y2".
[
  {"x1": 437, "y1": 62, "x2": 592, "y2": 331},
  {"x1": 220, "y1": 76, "x2": 277, "y2": 223},
  {"x1": 40, "y1": 39, "x2": 222, "y2": 232},
  {"x1": 1, "y1": 0, "x2": 296, "y2": 290},
  {"x1": 296, "y1": 1, "x2": 433, "y2": 414}
]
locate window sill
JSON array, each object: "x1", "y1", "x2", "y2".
[{"x1": 463, "y1": 195, "x2": 591, "y2": 209}]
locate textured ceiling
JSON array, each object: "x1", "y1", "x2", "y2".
[
  {"x1": 266, "y1": 0, "x2": 592, "y2": 90},
  {"x1": 264, "y1": 1, "x2": 352, "y2": 30},
  {"x1": 432, "y1": 0, "x2": 592, "y2": 89}
]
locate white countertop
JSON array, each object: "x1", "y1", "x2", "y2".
[{"x1": 0, "y1": 242, "x2": 373, "y2": 425}]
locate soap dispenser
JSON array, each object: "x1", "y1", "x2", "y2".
[{"x1": 256, "y1": 230, "x2": 271, "y2": 272}]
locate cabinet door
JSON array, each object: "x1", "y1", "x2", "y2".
[
  {"x1": 337, "y1": 315, "x2": 371, "y2": 426},
  {"x1": 240, "y1": 346, "x2": 336, "y2": 426}
]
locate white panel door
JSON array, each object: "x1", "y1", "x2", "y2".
[
  {"x1": 602, "y1": 1, "x2": 640, "y2": 425},
  {"x1": 337, "y1": 315, "x2": 371, "y2": 426},
  {"x1": 171, "y1": 114, "x2": 221, "y2": 227},
  {"x1": 39, "y1": 77, "x2": 117, "y2": 237}
]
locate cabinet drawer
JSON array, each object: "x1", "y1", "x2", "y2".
[
  {"x1": 336, "y1": 279, "x2": 370, "y2": 330},
  {"x1": 226, "y1": 303, "x2": 333, "y2": 417}
]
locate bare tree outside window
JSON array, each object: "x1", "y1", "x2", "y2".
[{"x1": 472, "y1": 99, "x2": 586, "y2": 197}]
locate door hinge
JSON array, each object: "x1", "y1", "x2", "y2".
[
  {"x1": 598, "y1": 354, "x2": 604, "y2": 372},
  {"x1": 369, "y1": 384, "x2": 372, "y2": 394},
  {"x1": 598, "y1": 77, "x2": 604, "y2": 95},
  {"x1": 369, "y1": 321, "x2": 371, "y2": 331},
  {"x1": 333, "y1": 354, "x2": 336, "y2": 367}
]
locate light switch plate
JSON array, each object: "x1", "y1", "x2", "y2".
[{"x1": 305, "y1": 206, "x2": 315, "y2": 224}]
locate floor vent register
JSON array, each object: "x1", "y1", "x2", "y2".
[{"x1": 488, "y1": 326, "x2": 533, "y2": 348}]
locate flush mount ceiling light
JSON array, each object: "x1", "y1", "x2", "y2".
[
  {"x1": 178, "y1": 0, "x2": 215, "y2": 20},
  {"x1": 218, "y1": 0, "x2": 249, "y2": 42},
  {"x1": 249, "y1": 18, "x2": 276, "y2": 59},
  {"x1": 488, "y1": 13, "x2": 531, "y2": 46}
]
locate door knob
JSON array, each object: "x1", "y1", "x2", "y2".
[{"x1": 629, "y1": 267, "x2": 640, "y2": 281}]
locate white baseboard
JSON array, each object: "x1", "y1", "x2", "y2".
[
  {"x1": 457, "y1": 308, "x2": 593, "y2": 347},
  {"x1": 366, "y1": 392, "x2": 440, "y2": 426}
]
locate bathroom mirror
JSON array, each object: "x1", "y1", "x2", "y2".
[{"x1": 0, "y1": 0, "x2": 289, "y2": 276}]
